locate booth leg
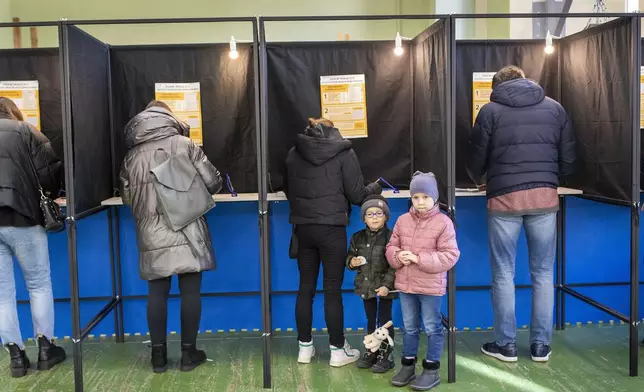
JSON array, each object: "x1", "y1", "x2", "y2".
[
  {"x1": 559, "y1": 197, "x2": 567, "y2": 331},
  {"x1": 629, "y1": 203, "x2": 639, "y2": 377},
  {"x1": 447, "y1": 267, "x2": 456, "y2": 383},
  {"x1": 114, "y1": 207, "x2": 125, "y2": 342},
  {"x1": 555, "y1": 195, "x2": 564, "y2": 331},
  {"x1": 107, "y1": 207, "x2": 122, "y2": 343},
  {"x1": 67, "y1": 219, "x2": 84, "y2": 392}
]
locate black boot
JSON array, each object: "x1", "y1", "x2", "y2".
[
  {"x1": 409, "y1": 360, "x2": 440, "y2": 391},
  {"x1": 356, "y1": 349, "x2": 379, "y2": 369},
  {"x1": 180, "y1": 344, "x2": 207, "y2": 372},
  {"x1": 7, "y1": 343, "x2": 30, "y2": 378},
  {"x1": 37, "y1": 335, "x2": 66, "y2": 371},
  {"x1": 151, "y1": 343, "x2": 168, "y2": 374},
  {"x1": 372, "y1": 341, "x2": 394, "y2": 373},
  {"x1": 391, "y1": 356, "x2": 417, "y2": 387}
]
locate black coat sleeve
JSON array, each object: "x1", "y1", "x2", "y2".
[
  {"x1": 558, "y1": 109, "x2": 577, "y2": 179},
  {"x1": 27, "y1": 124, "x2": 62, "y2": 197},
  {"x1": 187, "y1": 137, "x2": 223, "y2": 195},
  {"x1": 341, "y1": 149, "x2": 380, "y2": 206},
  {"x1": 466, "y1": 106, "x2": 493, "y2": 185}
]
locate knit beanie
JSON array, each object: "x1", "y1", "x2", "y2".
[
  {"x1": 410, "y1": 171, "x2": 439, "y2": 202},
  {"x1": 361, "y1": 194, "x2": 390, "y2": 221}
]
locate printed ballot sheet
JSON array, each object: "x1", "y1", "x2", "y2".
[
  {"x1": 320, "y1": 74, "x2": 368, "y2": 138},
  {"x1": 155, "y1": 82, "x2": 204, "y2": 146},
  {"x1": 0, "y1": 81, "x2": 41, "y2": 130},
  {"x1": 472, "y1": 72, "x2": 495, "y2": 125}
]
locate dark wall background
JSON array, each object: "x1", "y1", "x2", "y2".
[
  {"x1": 67, "y1": 26, "x2": 113, "y2": 214},
  {"x1": 561, "y1": 17, "x2": 634, "y2": 202},
  {"x1": 110, "y1": 43, "x2": 257, "y2": 193},
  {"x1": 413, "y1": 20, "x2": 448, "y2": 205},
  {"x1": 0, "y1": 48, "x2": 65, "y2": 194},
  {"x1": 266, "y1": 41, "x2": 412, "y2": 192},
  {"x1": 455, "y1": 40, "x2": 559, "y2": 188}
]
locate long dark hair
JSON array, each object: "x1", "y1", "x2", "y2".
[{"x1": 0, "y1": 97, "x2": 24, "y2": 121}]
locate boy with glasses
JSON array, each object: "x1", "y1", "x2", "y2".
[{"x1": 347, "y1": 194, "x2": 396, "y2": 373}]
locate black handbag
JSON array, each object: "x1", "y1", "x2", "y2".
[{"x1": 27, "y1": 157, "x2": 64, "y2": 233}]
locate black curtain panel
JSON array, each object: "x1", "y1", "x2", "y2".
[
  {"x1": 110, "y1": 43, "x2": 257, "y2": 193},
  {"x1": 266, "y1": 41, "x2": 412, "y2": 192},
  {"x1": 454, "y1": 40, "x2": 559, "y2": 188},
  {"x1": 412, "y1": 20, "x2": 448, "y2": 205},
  {"x1": 67, "y1": 26, "x2": 112, "y2": 213},
  {"x1": 0, "y1": 48, "x2": 65, "y2": 191},
  {"x1": 560, "y1": 17, "x2": 634, "y2": 202}
]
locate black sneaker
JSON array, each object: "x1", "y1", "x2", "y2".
[
  {"x1": 356, "y1": 350, "x2": 379, "y2": 369},
  {"x1": 37, "y1": 335, "x2": 66, "y2": 371},
  {"x1": 481, "y1": 341, "x2": 518, "y2": 362},
  {"x1": 6, "y1": 343, "x2": 30, "y2": 378},
  {"x1": 530, "y1": 342, "x2": 552, "y2": 362},
  {"x1": 180, "y1": 344, "x2": 207, "y2": 372},
  {"x1": 372, "y1": 343, "x2": 394, "y2": 373}
]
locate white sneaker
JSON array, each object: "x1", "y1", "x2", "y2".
[
  {"x1": 329, "y1": 340, "x2": 360, "y2": 367},
  {"x1": 298, "y1": 340, "x2": 315, "y2": 364}
]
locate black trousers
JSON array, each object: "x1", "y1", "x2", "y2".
[
  {"x1": 363, "y1": 297, "x2": 394, "y2": 338},
  {"x1": 147, "y1": 272, "x2": 202, "y2": 346},
  {"x1": 295, "y1": 224, "x2": 347, "y2": 348}
]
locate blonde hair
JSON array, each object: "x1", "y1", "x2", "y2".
[
  {"x1": 0, "y1": 97, "x2": 24, "y2": 121},
  {"x1": 308, "y1": 117, "x2": 334, "y2": 128}
]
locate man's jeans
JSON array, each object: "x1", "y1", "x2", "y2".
[
  {"x1": 399, "y1": 292, "x2": 444, "y2": 362},
  {"x1": 488, "y1": 213, "x2": 556, "y2": 346},
  {"x1": 0, "y1": 226, "x2": 54, "y2": 349}
]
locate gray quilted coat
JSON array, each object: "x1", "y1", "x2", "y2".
[{"x1": 119, "y1": 107, "x2": 223, "y2": 280}]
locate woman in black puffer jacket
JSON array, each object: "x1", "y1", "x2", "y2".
[
  {"x1": 119, "y1": 101, "x2": 222, "y2": 373},
  {"x1": 284, "y1": 117, "x2": 381, "y2": 367}
]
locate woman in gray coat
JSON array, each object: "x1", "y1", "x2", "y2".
[{"x1": 119, "y1": 101, "x2": 222, "y2": 373}]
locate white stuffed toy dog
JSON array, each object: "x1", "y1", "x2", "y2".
[{"x1": 363, "y1": 320, "x2": 394, "y2": 353}]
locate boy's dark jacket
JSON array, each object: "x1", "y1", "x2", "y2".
[{"x1": 346, "y1": 226, "x2": 397, "y2": 300}]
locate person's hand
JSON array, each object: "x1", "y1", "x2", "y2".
[
  {"x1": 406, "y1": 253, "x2": 419, "y2": 264},
  {"x1": 477, "y1": 183, "x2": 487, "y2": 192},
  {"x1": 398, "y1": 251, "x2": 411, "y2": 265},
  {"x1": 376, "y1": 286, "x2": 390, "y2": 297},
  {"x1": 350, "y1": 258, "x2": 362, "y2": 268},
  {"x1": 367, "y1": 182, "x2": 383, "y2": 195}
]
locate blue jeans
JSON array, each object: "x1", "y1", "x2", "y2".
[
  {"x1": 399, "y1": 292, "x2": 444, "y2": 362},
  {"x1": 0, "y1": 226, "x2": 55, "y2": 349},
  {"x1": 488, "y1": 213, "x2": 556, "y2": 346}
]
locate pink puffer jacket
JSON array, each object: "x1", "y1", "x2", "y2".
[{"x1": 386, "y1": 206, "x2": 459, "y2": 296}]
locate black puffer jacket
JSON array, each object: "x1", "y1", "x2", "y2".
[
  {"x1": 346, "y1": 226, "x2": 396, "y2": 300},
  {"x1": 467, "y1": 78, "x2": 577, "y2": 198},
  {"x1": 285, "y1": 124, "x2": 381, "y2": 226},
  {"x1": 119, "y1": 107, "x2": 223, "y2": 281},
  {"x1": 0, "y1": 119, "x2": 62, "y2": 226}
]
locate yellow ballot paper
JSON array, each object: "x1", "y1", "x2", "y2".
[
  {"x1": 472, "y1": 72, "x2": 495, "y2": 125},
  {"x1": 155, "y1": 82, "x2": 203, "y2": 146},
  {"x1": 0, "y1": 81, "x2": 41, "y2": 130},
  {"x1": 640, "y1": 67, "x2": 644, "y2": 128},
  {"x1": 320, "y1": 74, "x2": 368, "y2": 138}
]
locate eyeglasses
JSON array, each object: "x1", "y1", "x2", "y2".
[{"x1": 365, "y1": 211, "x2": 385, "y2": 218}]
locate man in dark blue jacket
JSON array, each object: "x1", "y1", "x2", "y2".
[{"x1": 467, "y1": 66, "x2": 576, "y2": 364}]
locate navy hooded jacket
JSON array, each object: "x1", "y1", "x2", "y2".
[{"x1": 467, "y1": 78, "x2": 577, "y2": 198}]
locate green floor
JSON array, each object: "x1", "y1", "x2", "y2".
[{"x1": 1, "y1": 325, "x2": 643, "y2": 392}]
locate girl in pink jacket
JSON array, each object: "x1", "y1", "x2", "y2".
[{"x1": 386, "y1": 172, "x2": 459, "y2": 391}]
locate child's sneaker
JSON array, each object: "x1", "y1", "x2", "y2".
[
  {"x1": 356, "y1": 350, "x2": 379, "y2": 369},
  {"x1": 372, "y1": 342, "x2": 394, "y2": 373},
  {"x1": 297, "y1": 341, "x2": 315, "y2": 364},
  {"x1": 329, "y1": 340, "x2": 360, "y2": 367}
]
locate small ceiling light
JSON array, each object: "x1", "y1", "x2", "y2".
[
  {"x1": 394, "y1": 32, "x2": 403, "y2": 56},
  {"x1": 229, "y1": 36, "x2": 239, "y2": 59}
]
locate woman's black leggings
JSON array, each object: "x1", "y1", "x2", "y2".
[{"x1": 147, "y1": 272, "x2": 202, "y2": 346}]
